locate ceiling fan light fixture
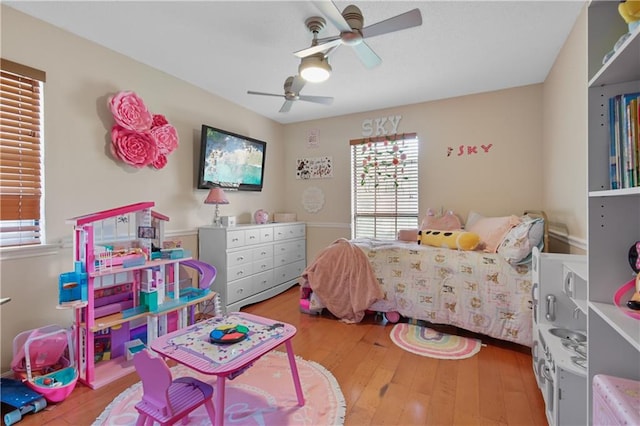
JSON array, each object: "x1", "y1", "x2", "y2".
[{"x1": 299, "y1": 55, "x2": 331, "y2": 83}]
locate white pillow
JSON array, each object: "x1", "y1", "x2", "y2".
[{"x1": 498, "y1": 216, "x2": 545, "y2": 264}]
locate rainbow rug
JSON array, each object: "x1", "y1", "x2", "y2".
[
  {"x1": 390, "y1": 323, "x2": 482, "y2": 359},
  {"x1": 92, "y1": 351, "x2": 345, "y2": 426}
]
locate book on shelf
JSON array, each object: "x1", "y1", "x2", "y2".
[{"x1": 608, "y1": 92, "x2": 640, "y2": 189}]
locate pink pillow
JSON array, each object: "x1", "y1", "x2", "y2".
[
  {"x1": 466, "y1": 213, "x2": 521, "y2": 253},
  {"x1": 397, "y1": 229, "x2": 419, "y2": 242},
  {"x1": 420, "y1": 209, "x2": 462, "y2": 231}
]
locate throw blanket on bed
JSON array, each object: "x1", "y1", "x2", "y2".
[{"x1": 301, "y1": 238, "x2": 384, "y2": 323}]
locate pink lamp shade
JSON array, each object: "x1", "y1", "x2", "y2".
[
  {"x1": 204, "y1": 188, "x2": 229, "y2": 226},
  {"x1": 204, "y1": 188, "x2": 229, "y2": 205}
]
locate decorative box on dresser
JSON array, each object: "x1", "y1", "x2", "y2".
[
  {"x1": 199, "y1": 222, "x2": 306, "y2": 313},
  {"x1": 587, "y1": 1, "x2": 640, "y2": 425}
]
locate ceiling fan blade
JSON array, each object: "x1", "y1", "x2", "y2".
[
  {"x1": 298, "y1": 95, "x2": 334, "y2": 105},
  {"x1": 312, "y1": 0, "x2": 351, "y2": 32},
  {"x1": 279, "y1": 100, "x2": 294, "y2": 113},
  {"x1": 290, "y1": 75, "x2": 306, "y2": 94},
  {"x1": 362, "y1": 8, "x2": 422, "y2": 39},
  {"x1": 247, "y1": 90, "x2": 284, "y2": 98},
  {"x1": 352, "y1": 41, "x2": 382, "y2": 68},
  {"x1": 294, "y1": 37, "x2": 342, "y2": 58}
]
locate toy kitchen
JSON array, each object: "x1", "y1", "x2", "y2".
[{"x1": 531, "y1": 247, "x2": 588, "y2": 426}]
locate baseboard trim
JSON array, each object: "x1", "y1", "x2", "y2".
[{"x1": 549, "y1": 227, "x2": 587, "y2": 251}]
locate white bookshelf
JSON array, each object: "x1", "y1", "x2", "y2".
[{"x1": 587, "y1": 1, "x2": 640, "y2": 424}]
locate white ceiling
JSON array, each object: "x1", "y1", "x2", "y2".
[{"x1": 6, "y1": 0, "x2": 585, "y2": 124}]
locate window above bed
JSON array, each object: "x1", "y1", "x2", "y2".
[{"x1": 350, "y1": 133, "x2": 419, "y2": 239}]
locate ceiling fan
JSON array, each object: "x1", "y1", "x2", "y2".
[
  {"x1": 294, "y1": 1, "x2": 423, "y2": 69},
  {"x1": 247, "y1": 75, "x2": 334, "y2": 113}
]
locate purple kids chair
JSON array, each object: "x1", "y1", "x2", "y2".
[{"x1": 133, "y1": 349, "x2": 215, "y2": 425}]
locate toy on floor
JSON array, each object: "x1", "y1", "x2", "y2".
[
  {"x1": 299, "y1": 286, "x2": 323, "y2": 315},
  {"x1": 11, "y1": 325, "x2": 78, "y2": 403},
  {"x1": 1, "y1": 378, "x2": 47, "y2": 426}
]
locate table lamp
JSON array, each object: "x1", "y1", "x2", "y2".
[{"x1": 204, "y1": 188, "x2": 229, "y2": 226}]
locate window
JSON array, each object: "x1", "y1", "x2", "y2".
[
  {"x1": 351, "y1": 133, "x2": 419, "y2": 239},
  {"x1": 0, "y1": 59, "x2": 45, "y2": 247}
]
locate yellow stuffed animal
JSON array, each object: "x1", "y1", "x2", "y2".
[
  {"x1": 619, "y1": 0, "x2": 640, "y2": 31},
  {"x1": 418, "y1": 229, "x2": 480, "y2": 251}
]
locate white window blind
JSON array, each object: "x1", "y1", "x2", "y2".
[
  {"x1": 351, "y1": 133, "x2": 419, "y2": 239},
  {"x1": 0, "y1": 59, "x2": 45, "y2": 247}
]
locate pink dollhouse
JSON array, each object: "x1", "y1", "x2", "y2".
[{"x1": 58, "y1": 201, "x2": 219, "y2": 389}]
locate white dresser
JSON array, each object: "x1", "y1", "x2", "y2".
[{"x1": 199, "y1": 222, "x2": 306, "y2": 313}]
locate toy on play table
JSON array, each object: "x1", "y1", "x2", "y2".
[
  {"x1": 209, "y1": 324, "x2": 249, "y2": 344},
  {"x1": 1, "y1": 378, "x2": 47, "y2": 426},
  {"x1": 10, "y1": 325, "x2": 78, "y2": 403}
]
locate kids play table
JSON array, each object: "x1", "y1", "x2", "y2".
[{"x1": 150, "y1": 311, "x2": 304, "y2": 426}]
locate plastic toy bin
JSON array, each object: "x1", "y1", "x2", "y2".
[{"x1": 593, "y1": 374, "x2": 640, "y2": 425}]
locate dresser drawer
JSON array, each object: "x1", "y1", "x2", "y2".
[
  {"x1": 252, "y1": 245, "x2": 273, "y2": 261},
  {"x1": 274, "y1": 239, "x2": 305, "y2": 255},
  {"x1": 244, "y1": 228, "x2": 261, "y2": 245},
  {"x1": 228, "y1": 263, "x2": 252, "y2": 282},
  {"x1": 227, "y1": 248, "x2": 252, "y2": 267},
  {"x1": 274, "y1": 223, "x2": 305, "y2": 241},
  {"x1": 274, "y1": 240, "x2": 305, "y2": 266},
  {"x1": 226, "y1": 230, "x2": 245, "y2": 248},
  {"x1": 252, "y1": 256, "x2": 273, "y2": 274},
  {"x1": 252, "y1": 270, "x2": 274, "y2": 293},
  {"x1": 273, "y1": 260, "x2": 306, "y2": 283},
  {"x1": 227, "y1": 276, "x2": 254, "y2": 305},
  {"x1": 259, "y1": 226, "x2": 274, "y2": 243},
  {"x1": 275, "y1": 251, "x2": 302, "y2": 267}
]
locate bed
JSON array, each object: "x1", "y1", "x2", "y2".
[{"x1": 300, "y1": 210, "x2": 548, "y2": 347}]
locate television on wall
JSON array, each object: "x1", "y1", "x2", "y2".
[{"x1": 197, "y1": 124, "x2": 267, "y2": 191}]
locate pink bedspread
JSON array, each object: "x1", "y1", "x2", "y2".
[{"x1": 300, "y1": 238, "x2": 383, "y2": 323}]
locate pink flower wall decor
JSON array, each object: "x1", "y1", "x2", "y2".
[
  {"x1": 150, "y1": 123, "x2": 179, "y2": 155},
  {"x1": 108, "y1": 91, "x2": 153, "y2": 132},
  {"x1": 111, "y1": 125, "x2": 158, "y2": 168},
  {"x1": 107, "y1": 91, "x2": 179, "y2": 170}
]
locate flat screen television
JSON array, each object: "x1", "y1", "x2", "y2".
[{"x1": 197, "y1": 124, "x2": 267, "y2": 191}]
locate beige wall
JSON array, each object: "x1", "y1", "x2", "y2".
[
  {"x1": 542, "y1": 4, "x2": 588, "y2": 254},
  {"x1": 284, "y1": 85, "x2": 545, "y2": 260},
  {"x1": 0, "y1": 4, "x2": 588, "y2": 371}
]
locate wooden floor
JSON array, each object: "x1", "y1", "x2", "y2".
[{"x1": 5, "y1": 286, "x2": 547, "y2": 425}]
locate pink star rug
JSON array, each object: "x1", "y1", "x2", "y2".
[
  {"x1": 92, "y1": 351, "x2": 345, "y2": 425},
  {"x1": 390, "y1": 323, "x2": 482, "y2": 359}
]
